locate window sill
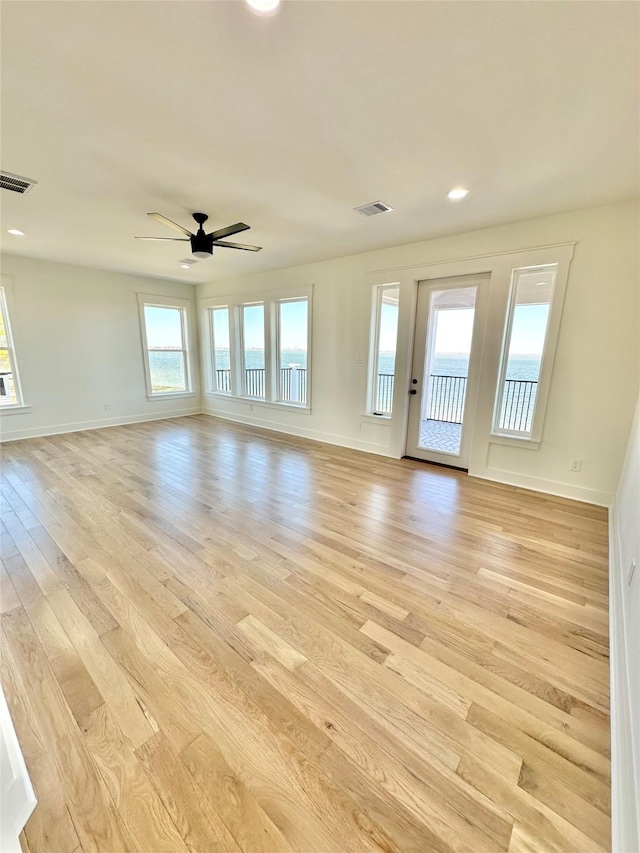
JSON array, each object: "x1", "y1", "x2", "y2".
[
  {"x1": 147, "y1": 391, "x2": 196, "y2": 402},
  {"x1": 0, "y1": 404, "x2": 31, "y2": 415},
  {"x1": 362, "y1": 413, "x2": 392, "y2": 425},
  {"x1": 205, "y1": 391, "x2": 311, "y2": 415},
  {"x1": 489, "y1": 433, "x2": 540, "y2": 450}
]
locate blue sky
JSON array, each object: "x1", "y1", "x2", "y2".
[
  {"x1": 243, "y1": 301, "x2": 308, "y2": 349},
  {"x1": 144, "y1": 306, "x2": 183, "y2": 348},
  {"x1": 379, "y1": 304, "x2": 549, "y2": 356},
  {"x1": 149, "y1": 299, "x2": 547, "y2": 358}
]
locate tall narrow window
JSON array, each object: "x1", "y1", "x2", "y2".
[
  {"x1": 210, "y1": 307, "x2": 231, "y2": 393},
  {"x1": 368, "y1": 285, "x2": 399, "y2": 415},
  {"x1": 242, "y1": 303, "x2": 265, "y2": 399},
  {"x1": 278, "y1": 299, "x2": 308, "y2": 405},
  {"x1": 0, "y1": 287, "x2": 24, "y2": 408},
  {"x1": 493, "y1": 265, "x2": 557, "y2": 437},
  {"x1": 140, "y1": 303, "x2": 190, "y2": 396}
]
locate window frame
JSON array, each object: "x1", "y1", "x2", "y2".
[
  {"x1": 0, "y1": 283, "x2": 26, "y2": 411},
  {"x1": 240, "y1": 301, "x2": 267, "y2": 400},
  {"x1": 137, "y1": 294, "x2": 195, "y2": 400},
  {"x1": 201, "y1": 284, "x2": 313, "y2": 411},
  {"x1": 208, "y1": 305, "x2": 232, "y2": 394},
  {"x1": 491, "y1": 263, "x2": 561, "y2": 444},
  {"x1": 366, "y1": 283, "x2": 400, "y2": 418},
  {"x1": 275, "y1": 297, "x2": 310, "y2": 407}
]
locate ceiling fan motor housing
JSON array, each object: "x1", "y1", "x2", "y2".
[{"x1": 190, "y1": 231, "x2": 214, "y2": 258}]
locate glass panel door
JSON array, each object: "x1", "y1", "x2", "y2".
[{"x1": 406, "y1": 275, "x2": 488, "y2": 469}]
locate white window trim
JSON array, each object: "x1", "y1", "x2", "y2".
[
  {"x1": 366, "y1": 283, "x2": 400, "y2": 417},
  {"x1": 137, "y1": 293, "x2": 196, "y2": 401},
  {"x1": 490, "y1": 261, "x2": 566, "y2": 445},
  {"x1": 239, "y1": 300, "x2": 267, "y2": 400},
  {"x1": 275, "y1": 296, "x2": 311, "y2": 407},
  {"x1": 0, "y1": 282, "x2": 26, "y2": 411},
  {"x1": 208, "y1": 305, "x2": 232, "y2": 395},
  {"x1": 364, "y1": 241, "x2": 575, "y2": 463},
  {"x1": 201, "y1": 284, "x2": 313, "y2": 410}
]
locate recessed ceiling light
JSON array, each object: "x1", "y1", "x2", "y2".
[
  {"x1": 180, "y1": 264, "x2": 191, "y2": 269},
  {"x1": 447, "y1": 188, "x2": 469, "y2": 200},
  {"x1": 245, "y1": 0, "x2": 280, "y2": 14},
  {"x1": 7, "y1": 228, "x2": 25, "y2": 236}
]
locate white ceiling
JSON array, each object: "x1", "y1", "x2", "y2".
[{"x1": 1, "y1": 1, "x2": 638, "y2": 284}]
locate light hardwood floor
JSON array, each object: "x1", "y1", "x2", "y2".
[{"x1": 1, "y1": 415, "x2": 610, "y2": 853}]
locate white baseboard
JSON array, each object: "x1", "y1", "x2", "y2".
[
  {"x1": 475, "y1": 466, "x2": 612, "y2": 507},
  {"x1": 0, "y1": 407, "x2": 202, "y2": 442},
  {"x1": 609, "y1": 499, "x2": 640, "y2": 853},
  {"x1": 201, "y1": 407, "x2": 393, "y2": 457}
]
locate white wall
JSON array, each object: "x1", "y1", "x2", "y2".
[
  {"x1": 198, "y1": 200, "x2": 639, "y2": 506},
  {"x1": 0, "y1": 255, "x2": 200, "y2": 440},
  {"x1": 611, "y1": 393, "x2": 640, "y2": 853}
]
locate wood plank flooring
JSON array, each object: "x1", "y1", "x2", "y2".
[{"x1": 0, "y1": 414, "x2": 610, "y2": 852}]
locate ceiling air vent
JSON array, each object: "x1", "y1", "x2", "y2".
[
  {"x1": 354, "y1": 200, "x2": 393, "y2": 216},
  {"x1": 0, "y1": 171, "x2": 38, "y2": 194}
]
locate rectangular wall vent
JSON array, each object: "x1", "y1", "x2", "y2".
[
  {"x1": 354, "y1": 200, "x2": 394, "y2": 216},
  {"x1": 0, "y1": 171, "x2": 38, "y2": 194}
]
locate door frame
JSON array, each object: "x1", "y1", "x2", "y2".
[
  {"x1": 405, "y1": 273, "x2": 490, "y2": 469},
  {"x1": 364, "y1": 242, "x2": 575, "y2": 479}
]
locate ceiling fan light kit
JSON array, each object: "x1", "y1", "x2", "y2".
[{"x1": 134, "y1": 212, "x2": 262, "y2": 261}]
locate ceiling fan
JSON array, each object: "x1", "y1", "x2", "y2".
[{"x1": 135, "y1": 212, "x2": 262, "y2": 260}]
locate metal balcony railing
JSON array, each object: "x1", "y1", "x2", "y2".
[
  {"x1": 428, "y1": 375, "x2": 467, "y2": 423},
  {"x1": 375, "y1": 373, "x2": 395, "y2": 414},
  {"x1": 215, "y1": 368, "x2": 232, "y2": 392},
  {"x1": 0, "y1": 372, "x2": 12, "y2": 397},
  {"x1": 245, "y1": 368, "x2": 265, "y2": 398},
  {"x1": 498, "y1": 379, "x2": 538, "y2": 432},
  {"x1": 376, "y1": 373, "x2": 538, "y2": 432},
  {"x1": 0, "y1": 371, "x2": 15, "y2": 405},
  {"x1": 214, "y1": 368, "x2": 537, "y2": 431},
  {"x1": 214, "y1": 367, "x2": 308, "y2": 404},
  {"x1": 279, "y1": 367, "x2": 308, "y2": 403}
]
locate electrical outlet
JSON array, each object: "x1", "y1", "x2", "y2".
[
  {"x1": 569, "y1": 458, "x2": 582, "y2": 472},
  {"x1": 355, "y1": 421, "x2": 362, "y2": 432},
  {"x1": 104, "y1": 404, "x2": 111, "y2": 412},
  {"x1": 629, "y1": 560, "x2": 636, "y2": 587}
]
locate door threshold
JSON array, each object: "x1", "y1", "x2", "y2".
[{"x1": 402, "y1": 455, "x2": 469, "y2": 473}]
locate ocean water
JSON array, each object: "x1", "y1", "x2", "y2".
[
  {"x1": 378, "y1": 352, "x2": 541, "y2": 381},
  {"x1": 151, "y1": 350, "x2": 540, "y2": 388},
  {"x1": 149, "y1": 351, "x2": 186, "y2": 391},
  {"x1": 212, "y1": 349, "x2": 308, "y2": 371}
]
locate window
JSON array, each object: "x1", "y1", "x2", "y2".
[
  {"x1": 368, "y1": 284, "x2": 399, "y2": 416},
  {"x1": 277, "y1": 299, "x2": 308, "y2": 405},
  {"x1": 203, "y1": 285, "x2": 312, "y2": 410},
  {"x1": 493, "y1": 265, "x2": 557, "y2": 439},
  {"x1": 138, "y1": 296, "x2": 192, "y2": 398},
  {"x1": 0, "y1": 287, "x2": 24, "y2": 408},
  {"x1": 210, "y1": 307, "x2": 231, "y2": 393},
  {"x1": 242, "y1": 303, "x2": 266, "y2": 398}
]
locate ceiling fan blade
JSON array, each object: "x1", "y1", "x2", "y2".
[
  {"x1": 147, "y1": 212, "x2": 192, "y2": 237},
  {"x1": 208, "y1": 222, "x2": 250, "y2": 241},
  {"x1": 134, "y1": 236, "x2": 190, "y2": 241},
  {"x1": 212, "y1": 240, "x2": 262, "y2": 252}
]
